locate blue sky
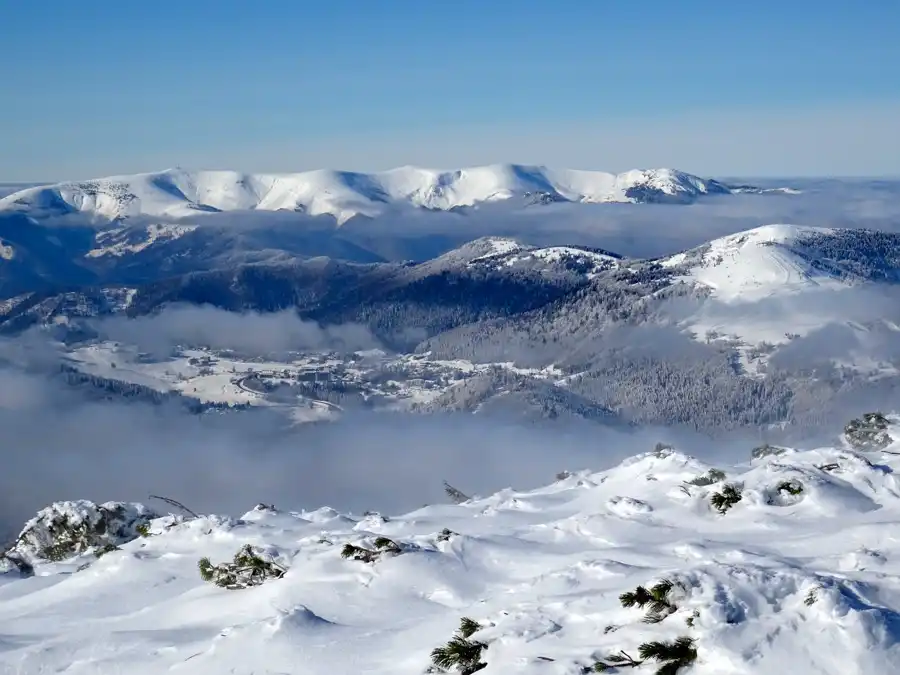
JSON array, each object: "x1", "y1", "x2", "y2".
[{"x1": 2, "y1": 0, "x2": 899, "y2": 180}]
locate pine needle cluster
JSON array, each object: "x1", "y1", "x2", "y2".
[
  {"x1": 639, "y1": 637, "x2": 697, "y2": 675},
  {"x1": 340, "y1": 537, "x2": 402, "y2": 564},
  {"x1": 592, "y1": 637, "x2": 697, "y2": 674},
  {"x1": 619, "y1": 579, "x2": 679, "y2": 624},
  {"x1": 710, "y1": 484, "x2": 743, "y2": 514},
  {"x1": 430, "y1": 617, "x2": 488, "y2": 674},
  {"x1": 593, "y1": 578, "x2": 697, "y2": 673},
  {"x1": 197, "y1": 544, "x2": 286, "y2": 589}
]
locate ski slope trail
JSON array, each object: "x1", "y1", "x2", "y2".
[{"x1": 2, "y1": 438, "x2": 900, "y2": 673}]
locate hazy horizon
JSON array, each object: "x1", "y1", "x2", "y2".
[{"x1": 2, "y1": 2, "x2": 898, "y2": 181}]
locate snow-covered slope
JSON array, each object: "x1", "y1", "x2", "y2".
[
  {"x1": 0, "y1": 166, "x2": 737, "y2": 226},
  {"x1": 2, "y1": 431, "x2": 900, "y2": 674},
  {"x1": 662, "y1": 224, "x2": 848, "y2": 302},
  {"x1": 656, "y1": 224, "x2": 900, "y2": 370}
]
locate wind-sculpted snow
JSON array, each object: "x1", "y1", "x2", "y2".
[{"x1": 2, "y1": 434, "x2": 900, "y2": 673}]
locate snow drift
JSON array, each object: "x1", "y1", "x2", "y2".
[{"x1": 1, "y1": 416, "x2": 900, "y2": 673}]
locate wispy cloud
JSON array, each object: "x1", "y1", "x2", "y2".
[{"x1": 94, "y1": 305, "x2": 382, "y2": 357}]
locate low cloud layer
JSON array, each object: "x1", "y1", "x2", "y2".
[
  {"x1": 0, "y1": 359, "x2": 739, "y2": 541},
  {"x1": 94, "y1": 305, "x2": 382, "y2": 357}
]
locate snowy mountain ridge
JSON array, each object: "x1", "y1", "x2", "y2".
[
  {"x1": 2, "y1": 420, "x2": 900, "y2": 674},
  {"x1": 0, "y1": 165, "x2": 748, "y2": 226}
]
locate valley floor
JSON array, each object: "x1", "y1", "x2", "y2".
[{"x1": 63, "y1": 342, "x2": 564, "y2": 421}]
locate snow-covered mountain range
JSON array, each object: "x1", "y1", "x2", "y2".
[
  {"x1": 0, "y1": 165, "x2": 754, "y2": 226},
  {"x1": 3, "y1": 223, "x2": 900, "y2": 437},
  {"x1": 2, "y1": 424, "x2": 900, "y2": 674}
]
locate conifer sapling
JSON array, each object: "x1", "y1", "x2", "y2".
[{"x1": 430, "y1": 617, "x2": 488, "y2": 674}]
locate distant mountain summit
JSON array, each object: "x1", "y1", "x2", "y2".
[{"x1": 0, "y1": 165, "x2": 760, "y2": 225}]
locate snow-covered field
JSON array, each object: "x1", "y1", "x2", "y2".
[{"x1": 2, "y1": 432, "x2": 900, "y2": 674}]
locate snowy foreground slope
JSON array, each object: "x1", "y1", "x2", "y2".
[
  {"x1": 0, "y1": 165, "x2": 742, "y2": 225},
  {"x1": 3, "y1": 433, "x2": 900, "y2": 674}
]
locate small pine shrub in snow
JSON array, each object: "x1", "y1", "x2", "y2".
[
  {"x1": 94, "y1": 543, "x2": 120, "y2": 559},
  {"x1": 685, "y1": 468, "x2": 726, "y2": 487},
  {"x1": 437, "y1": 528, "x2": 459, "y2": 542},
  {"x1": 198, "y1": 544, "x2": 285, "y2": 590},
  {"x1": 843, "y1": 412, "x2": 894, "y2": 451},
  {"x1": 341, "y1": 544, "x2": 379, "y2": 563},
  {"x1": 803, "y1": 587, "x2": 819, "y2": 606},
  {"x1": 1, "y1": 501, "x2": 159, "y2": 567},
  {"x1": 751, "y1": 443, "x2": 787, "y2": 460},
  {"x1": 638, "y1": 637, "x2": 697, "y2": 675},
  {"x1": 341, "y1": 537, "x2": 402, "y2": 563},
  {"x1": 710, "y1": 484, "x2": 742, "y2": 514},
  {"x1": 685, "y1": 610, "x2": 699, "y2": 627},
  {"x1": 362, "y1": 510, "x2": 390, "y2": 523},
  {"x1": 652, "y1": 443, "x2": 675, "y2": 458},
  {"x1": 619, "y1": 579, "x2": 679, "y2": 624},
  {"x1": 373, "y1": 536, "x2": 401, "y2": 554},
  {"x1": 776, "y1": 479, "x2": 804, "y2": 496},
  {"x1": 430, "y1": 617, "x2": 488, "y2": 674},
  {"x1": 591, "y1": 650, "x2": 643, "y2": 671},
  {"x1": 444, "y1": 481, "x2": 471, "y2": 505},
  {"x1": 592, "y1": 637, "x2": 697, "y2": 674}
]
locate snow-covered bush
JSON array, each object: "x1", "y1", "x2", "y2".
[
  {"x1": 341, "y1": 536, "x2": 402, "y2": 563},
  {"x1": 685, "y1": 468, "x2": 726, "y2": 487},
  {"x1": 1, "y1": 500, "x2": 159, "y2": 568},
  {"x1": 437, "y1": 528, "x2": 458, "y2": 543},
  {"x1": 751, "y1": 443, "x2": 788, "y2": 460},
  {"x1": 843, "y1": 412, "x2": 894, "y2": 451},
  {"x1": 776, "y1": 479, "x2": 804, "y2": 496},
  {"x1": 198, "y1": 544, "x2": 286, "y2": 590},
  {"x1": 710, "y1": 484, "x2": 742, "y2": 514}
]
